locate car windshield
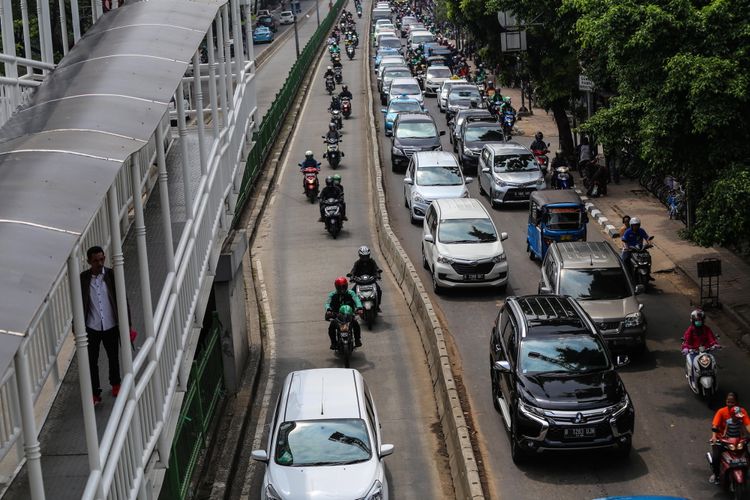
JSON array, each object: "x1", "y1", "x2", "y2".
[
  {"x1": 520, "y1": 335, "x2": 610, "y2": 375},
  {"x1": 274, "y1": 419, "x2": 372, "y2": 466},
  {"x1": 438, "y1": 218, "x2": 497, "y2": 243},
  {"x1": 465, "y1": 125, "x2": 504, "y2": 142},
  {"x1": 416, "y1": 166, "x2": 462, "y2": 186},
  {"x1": 493, "y1": 153, "x2": 539, "y2": 173},
  {"x1": 390, "y1": 100, "x2": 421, "y2": 113},
  {"x1": 391, "y1": 83, "x2": 421, "y2": 95},
  {"x1": 544, "y1": 207, "x2": 582, "y2": 230},
  {"x1": 259, "y1": 15, "x2": 272, "y2": 23},
  {"x1": 396, "y1": 121, "x2": 436, "y2": 138},
  {"x1": 449, "y1": 88, "x2": 481, "y2": 99},
  {"x1": 427, "y1": 68, "x2": 451, "y2": 78},
  {"x1": 380, "y1": 39, "x2": 401, "y2": 49},
  {"x1": 385, "y1": 70, "x2": 411, "y2": 81},
  {"x1": 559, "y1": 268, "x2": 632, "y2": 301}
]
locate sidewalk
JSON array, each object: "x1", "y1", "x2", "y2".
[{"x1": 496, "y1": 84, "x2": 750, "y2": 337}]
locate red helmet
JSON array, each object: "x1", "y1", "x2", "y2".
[{"x1": 334, "y1": 276, "x2": 348, "y2": 293}]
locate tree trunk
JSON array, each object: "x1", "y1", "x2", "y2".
[{"x1": 551, "y1": 100, "x2": 574, "y2": 160}]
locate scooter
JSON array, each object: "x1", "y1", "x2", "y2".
[
  {"x1": 325, "y1": 75, "x2": 335, "y2": 95},
  {"x1": 299, "y1": 164, "x2": 320, "y2": 203},
  {"x1": 346, "y1": 44, "x2": 355, "y2": 60},
  {"x1": 326, "y1": 310, "x2": 357, "y2": 367},
  {"x1": 684, "y1": 345, "x2": 719, "y2": 401},
  {"x1": 706, "y1": 436, "x2": 748, "y2": 499},
  {"x1": 502, "y1": 110, "x2": 515, "y2": 140},
  {"x1": 624, "y1": 238, "x2": 655, "y2": 287},
  {"x1": 341, "y1": 97, "x2": 352, "y2": 119},
  {"x1": 334, "y1": 65, "x2": 343, "y2": 84},
  {"x1": 348, "y1": 273, "x2": 381, "y2": 329},
  {"x1": 321, "y1": 197, "x2": 344, "y2": 238},
  {"x1": 553, "y1": 166, "x2": 573, "y2": 189},
  {"x1": 322, "y1": 136, "x2": 344, "y2": 169},
  {"x1": 532, "y1": 148, "x2": 550, "y2": 175},
  {"x1": 330, "y1": 109, "x2": 343, "y2": 130}
]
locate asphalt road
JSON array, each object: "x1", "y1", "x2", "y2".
[
  {"x1": 241, "y1": 6, "x2": 453, "y2": 500},
  {"x1": 369, "y1": 31, "x2": 750, "y2": 500}
]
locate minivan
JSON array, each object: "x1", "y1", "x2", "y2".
[
  {"x1": 437, "y1": 78, "x2": 468, "y2": 112},
  {"x1": 391, "y1": 112, "x2": 444, "y2": 172},
  {"x1": 408, "y1": 30, "x2": 435, "y2": 48},
  {"x1": 404, "y1": 151, "x2": 472, "y2": 223},
  {"x1": 422, "y1": 198, "x2": 509, "y2": 293},
  {"x1": 538, "y1": 241, "x2": 648, "y2": 352}
]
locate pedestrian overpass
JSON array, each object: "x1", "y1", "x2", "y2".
[{"x1": 0, "y1": 0, "x2": 258, "y2": 497}]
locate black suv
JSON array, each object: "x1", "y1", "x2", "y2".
[
  {"x1": 489, "y1": 295, "x2": 634, "y2": 464},
  {"x1": 456, "y1": 116, "x2": 504, "y2": 174},
  {"x1": 391, "y1": 112, "x2": 445, "y2": 172},
  {"x1": 257, "y1": 14, "x2": 277, "y2": 32}
]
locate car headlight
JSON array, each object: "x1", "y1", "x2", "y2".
[
  {"x1": 392, "y1": 146, "x2": 404, "y2": 156},
  {"x1": 491, "y1": 252, "x2": 506, "y2": 263},
  {"x1": 433, "y1": 145, "x2": 443, "y2": 151},
  {"x1": 462, "y1": 145, "x2": 473, "y2": 156},
  {"x1": 265, "y1": 484, "x2": 283, "y2": 500},
  {"x1": 623, "y1": 312, "x2": 642, "y2": 328},
  {"x1": 436, "y1": 254, "x2": 453, "y2": 264},
  {"x1": 359, "y1": 480, "x2": 384, "y2": 500},
  {"x1": 496, "y1": 179, "x2": 508, "y2": 187},
  {"x1": 518, "y1": 400, "x2": 547, "y2": 423},
  {"x1": 609, "y1": 394, "x2": 630, "y2": 418},
  {"x1": 462, "y1": 190, "x2": 470, "y2": 198},
  {"x1": 413, "y1": 193, "x2": 425, "y2": 204},
  {"x1": 537, "y1": 177, "x2": 545, "y2": 185}
]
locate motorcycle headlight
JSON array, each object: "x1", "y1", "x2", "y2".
[
  {"x1": 265, "y1": 484, "x2": 283, "y2": 500},
  {"x1": 491, "y1": 252, "x2": 506, "y2": 263},
  {"x1": 623, "y1": 312, "x2": 642, "y2": 328},
  {"x1": 359, "y1": 480, "x2": 384, "y2": 500},
  {"x1": 436, "y1": 254, "x2": 453, "y2": 264}
]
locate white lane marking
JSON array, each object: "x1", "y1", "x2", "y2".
[{"x1": 240, "y1": 259, "x2": 277, "y2": 499}]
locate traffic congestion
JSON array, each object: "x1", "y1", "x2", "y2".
[{"x1": 244, "y1": 0, "x2": 750, "y2": 499}]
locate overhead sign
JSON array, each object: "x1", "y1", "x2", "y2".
[{"x1": 578, "y1": 75, "x2": 594, "y2": 92}]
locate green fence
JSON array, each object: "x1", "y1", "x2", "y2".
[
  {"x1": 233, "y1": 0, "x2": 347, "y2": 228},
  {"x1": 160, "y1": 314, "x2": 225, "y2": 500}
]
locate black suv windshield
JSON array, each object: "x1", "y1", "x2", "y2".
[
  {"x1": 559, "y1": 268, "x2": 632, "y2": 300},
  {"x1": 465, "y1": 125, "x2": 504, "y2": 142},
  {"x1": 396, "y1": 121, "x2": 436, "y2": 138},
  {"x1": 520, "y1": 335, "x2": 609, "y2": 375}
]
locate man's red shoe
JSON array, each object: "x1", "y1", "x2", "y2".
[
  {"x1": 93, "y1": 395, "x2": 102, "y2": 406},
  {"x1": 111, "y1": 384, "x2": 121, "y2": 397}
]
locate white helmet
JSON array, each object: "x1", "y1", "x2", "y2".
[
  {"x1": 629, "y1": 217, "x2": 641, "y2": 226},
  {"x1": 328, "y1": 65, "x2": 332, "y2": 70},
  {"x1": 305, "y1": 150, "x2": 313, "y2": 157},
  {"x1": 358, "y1": 245, "x2": 371, "y2": 258}
]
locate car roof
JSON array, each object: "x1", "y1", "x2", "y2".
[
  {"x1": 427, "y1": 65, "x2": 450, "y2": 71},
  {"x1": 465, "y1": 117, "x2": 500, "y2": 127},
  {"x1": 456, "y1": 109, "x2": 492, "y2": 118},
  {"x1": 280, "y1": 10, "x2": 293, "y2": 14},
  {"x1": 391, "y1": 77, "x2": 419, "y2": 85},
  {"x1": 433, "y1": 198, "x2": 489, "y2": 219},
  {"x1": 508, "y1": 295, "x2": 589, "y2": 335},
  {"x1": 552, "y1": 242, "x2": 620, "y2": 269},
  {"x1": 410, "y1": 29, "x2": 433, "y2": 36},
  {"x1": 529, "y1": 189, "x2": 583, "y2": 206},
  {"x1": 413, "y1": 151, "x2": 459, "y2": 166},
  {"x1": 283, "y1": 369, "x2": 363, "y2": 421},
  {"x1": 485, "y1": 142, "x2": 529, "y2": 155},
  {"x1": 389, "y1": 96, "x2": 420, "y2": 104},
  {"x1": 395, "y1": 112, "x2": 432, "y2": 122}
]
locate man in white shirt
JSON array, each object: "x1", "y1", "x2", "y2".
[{"x1": 79, "y1": 246, "x2": 123, "y2": 405}]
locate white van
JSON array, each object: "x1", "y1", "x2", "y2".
[{"x1": 408, "y1": 30, "x2": 435, "y2": 48}]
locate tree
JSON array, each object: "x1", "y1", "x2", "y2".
[{"x1": 569, "y1": 0, "x2": 750, "y2": 244}]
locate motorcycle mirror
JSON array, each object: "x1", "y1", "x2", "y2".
[
  {"x1": 615, "y1": 355, "x2": 630, "y2": 368},
  {"x1": 635, "y1": 284, "x2": 645, "y2": 295}
]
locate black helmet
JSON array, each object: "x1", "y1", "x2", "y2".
[
  {"x1": 535, "y1": 131, "x2": 544, "y2": 141},
  {"x1": 342, "y1": 85, "x2": 348, "y2": 91},
  {"x1": 325, "y1": 176, "x2": 334, "y2": 187}
]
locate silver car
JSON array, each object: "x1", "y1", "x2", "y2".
[
  {"x1": 252, "y1": 369, "x2": 394, "y2": 500},
  {"x1": 423, "y1": 65, "x2": 452, "y2": 96},
  {"x1": 477, "y1": 142, "x2": 546, "y2": 207},
  {"x1": 437, "y1": 78, "x2": 468, "y2": 112},
  {"x1": 403, "y1": 151, "x2": 472, "y2": 223}
]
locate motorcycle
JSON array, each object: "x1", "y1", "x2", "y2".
[
  {"x1": 325, "y1": 75, "x2": 335, "y2": 95},
  {"x1": 341, "y1": 97, "x2": 351, "y2": 119},
  {"x1": 331, "y1": 52, "x2": 341, "y2": 65},
  {"x1": 322, "y1": 136, "x2": 344, "y2": 168},
  {"x1": 349, "y1": 273, "x2": 380, "y2": 329},
  {"x1": 552, "y1": 165, "x2": 573, "y2": 189},
  {"x1": 328, "y1": 310, "x2": 357, "y2": 367},
  {"x1": 624, "y1": 238, "x2": 655, "y2": 287},
  {"x1": 346, "y1": 44, "x2": 355, "y2": 60},
  {"x1": 501, "y1": 110, "x2": 515, "y2": 140},
  {"x1": 706, "y1": 436, "x2": 748, "y2": 499},
  {"x1": 334, "y1": 65, "x2": 343, "y2": 84},
  {"x1": 299, "y1": 164, "x2": 320, "y2": 203},
  {"x1": 532, "y1": 148, "x2": 550, "y2": 175},
  {"x1": 321, "y1": 197, "x2": 344, "y2": 238},
  {"x1": 330, "y1": 108, "x2": 343, "y2": 130},
  {"x1": 684, "y1": 345, "x2": 719, "y2": 400},
  {"x1": 356, "y1": 7, "x2": 362, "y2": 17}
]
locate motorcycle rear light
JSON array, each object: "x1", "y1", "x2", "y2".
[
  {"x1": 739, "y1": 441, "x2": 745, "y2": 450},
  {"x1": 728, "y1": 443, "x2": 736, "y2": 451}
]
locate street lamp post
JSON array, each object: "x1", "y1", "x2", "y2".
[
  {"x1": 293, "y1": 14, "x2": 300, "y2": 58},
  {"x1": 316, "y1": 0, "x2": 320, "y2": 26}
]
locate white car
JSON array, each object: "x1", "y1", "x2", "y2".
[
  {"x1": 477, "y1": 142, "x2": 546, "y2": 207},
  {"x1": 423, "y1": 65, "x2": 452, "y2": 96},
  {"x1": 438, "y1": 78, "x2": 468, "y2": 112},
  {"x1": 387, "y1": 76, "x2": 423, "y2": 105},
  {"x1": 252, "y1": 369, "x2": 394, "y2": 500},
  {"x1": 422, "y1": 198, "x2": 509, "y2": 293},
  {"x1": 279, "y1": 11, "x2": 294, "y2": 25},
  {"x1": 404, "y1": 152, "x2": 472, "y2": 223}
]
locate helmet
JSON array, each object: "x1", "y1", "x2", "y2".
[
  {"x1": 328, "y1": 65, "x2": 332, "y2": 70},
  {"x1": 555, "y1": 149, "x2": 563, "y2": 157},
  {"x1": 332, "y1": 174, "x2": 342, "y2": 184},
  {"x1": 487, "y1": 80, "x2": 494, "y2": 88},
  {"x1": 325, "y1": 176, "x2": 334, "y2": 187},
  {"x1": 334, "y1": 276, "x2": 348, "y2": 293},
  {"x1": 470, "y1": 100, "x2": 478, "y2": 109},
  {"x1": 358, "y1": 245, "x2": 371, "y2": 258},
  {"x1": 535, "y1": 131, "x2": 544, "y2": 141},
  {"x1": 329, "y1": 122, "x2": 337, "y2": 131},
  {"x1": 305, "y1": 150, "x2": 313, "y2": 158},
  {"x1": 338, "y1": 304, "x2": 354, "y2": 319},
  {"x1": 691, "y1": 308, "x2": 705, "y2": 323},
  {"x1": 342, "y1": 85, "x2": 348, "y2": 91},
  {"x1": 629, "y1": 217, "x2": 641, "y2": 226},
  {"x1": 503, "y1": 96, "x2": 512, "y2": 104}
]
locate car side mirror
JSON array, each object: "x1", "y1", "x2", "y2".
[
  {"x1": 481, "y1": 167, "x2": 490, "y2": 173},
  {"x1": 634, "y1": 284, "x2": 645, "y2": 295},
  {"x1": 493, "y1": 360, "x2": 511, "y2": 373},
  {"x1": 251, "y1": 450, "x2": 269, "y2": 463},
  {"x1": 439, "y1": 130, "x2": 446, "y2": 136},
  {"x1": 381, "y1": 108, "x2": 387, "y2": 113},
  {"x1": 615, "y1": 355, "x2": 630, "y2": 368},
  {"x1": 539, "y1": 285, "x2": 553, "y2": 295},
  {"x1": 465, "y1": 177, "x2": 474, "y2": 184},
  {"x1": 403, "y1": 177, "x2": 414, "y2": 185},
  {"x1": 379, "y1": 444, "x2": 395, "y2": 458},
  {"x1": 500, "y1": 232, "x2": 508, "y2": 241},
  {"x1": 423, "y1": 234, "x2": 434, "y2": 243}
]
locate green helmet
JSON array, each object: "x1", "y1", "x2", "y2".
[
  {"x1": 332, "y1": 174, "x2": 342, "y2": 184},
  {"x1": 338, "y1": 304, "x2": 354, "y2": 319},
  {"x1": 503, "y1": 96, "x2": 512, "y2": 103}
]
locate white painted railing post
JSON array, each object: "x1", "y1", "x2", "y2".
[
  {"x1": 221, "y1": 6, "x2": 234, "y2": 107},
  {"x1": 14, "y1": 349, "x2": 45, "y2": 500},
  {"x1": 206, "y1": 27, "x2": 220, "y2": 141},
  {"x1": 155, "y1": 124, "x2": 176, "y2": 277},
  {"x1": 192, "y1": 52, "x2": 207, "y2": 176},
  {"x1": 0, "y1": 0, "x2": 19, "y2": 82},
  {"x1": 176, "y1": 82, "x2": 195, "y2": 220},
  {"x1": 67, "y1": 250, "x2": 105, "y2": 500},
  {"x1": 214, "y1": 16, "x2": 229, "y2": 131}
]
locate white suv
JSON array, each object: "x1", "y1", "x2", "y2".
[
  {"x1": 422, "y1": 198, "x2": 509, "y2": 293},
  {"x1": 252, "y1": 369, "x2": 394, "y2": 500}
]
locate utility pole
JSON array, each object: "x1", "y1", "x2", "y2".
[{"x1": 293, "y1": 14, "x2": 300, "y2": 57}]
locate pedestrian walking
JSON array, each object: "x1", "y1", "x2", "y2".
[{"x1": 80, "y1": 246, "x2": 123, "y2": 406}]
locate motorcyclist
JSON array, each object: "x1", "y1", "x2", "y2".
[
  {"x1": 324, "y1": 65, "x2": 335, "y2": 80},
  {"x1": 499, "y1": 96, "x2": 515, "y2": 115},
  {"x1": 682, "y1": 308, "x2": 720, "y2": 384},
  {"x1": 349, "y1": 245, "x2": 383, "y2": 310},
  {"x1": 299, "y1": 150, "x2": 320, "y2": 192},
  {"x1": 325, "y1": 277, "x2": 363, "y2": 348},
  {"x1": 329, "y1": 42, "x2": 340, "y2": 54},
  {"x1": 709, "y1": 392, "x2": 750, "y2": 484},
  {"x1": 325, "y1": 122, "x2": 340, "y2": 143},
  {"x1": 550, "y1": 150, "x2": 571, "y2": 188},
  {"x1": 530, "y1": 131, "x2": 548, "y2": 153},
  {"x1": 319, "y1": 176, "x2": 345, "y2": 221},
  {"x1": 329, "y1": 95, "x2": 341, "y2": 111},
  {"x1": 338, "y1": 85, "x2": 353, "y2": 100},
  {"x1": 332, "y1": 174, "x2": 347, "y2": 220},
  {"x1": 620, "y1": 217, "x2": 652, "y2": 269}
]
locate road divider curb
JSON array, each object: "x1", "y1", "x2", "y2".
[{"x1": 363, "y1": 19, "x2": 485, "y2": 500}]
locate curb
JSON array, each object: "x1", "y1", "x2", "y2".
[{"x1": 363, "y1": 21, "x2": 484, "y2": 500}]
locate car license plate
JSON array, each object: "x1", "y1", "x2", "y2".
[
  {"x1": 560, "y1": 235, "x2": 574, "y2": 241},
  {"x1": 464, "y1": 274, "x2": 485, "y2": 281},
  {"x1": 564, "y1": 427, "x2": 596, "y2": 439},
  {"x1": 516, "y1": 190, "x2": 530, "y2": 198},
  {"x1": 731, "y1": 458, "x2": 748, "y2": 466}
]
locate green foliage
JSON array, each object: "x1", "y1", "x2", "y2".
[{"x1": 692, "y1": 167, "x2": 750, "y2": 246}]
